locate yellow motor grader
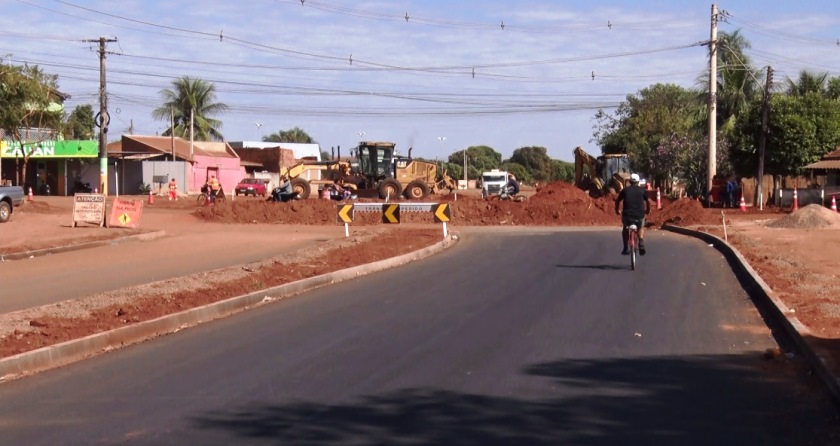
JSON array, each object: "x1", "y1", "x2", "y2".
[{"x1": 280, "y1": 141, "x2": 455, "y2": 200}]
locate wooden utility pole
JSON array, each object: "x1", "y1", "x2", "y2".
[
  {"x1": 757, "y1": 66, "x2": 773, "y2": 210},
  {"x1": 707, "y1": 4, "x2": 718, "y2": 202},
  {"x1": 84, "y1": 37, "x2": 117, "y2": 195}
]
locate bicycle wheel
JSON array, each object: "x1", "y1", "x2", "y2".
[
  {"x1": 629, "y1": 230, "x2": 637, "y2": 271},
  {"x1": 197, "y1": 194, "x2": 207, "y2": 206}
]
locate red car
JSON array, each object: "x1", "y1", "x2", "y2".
[{"x1": 235, "y1": 178, "x2": 268, "y2": 197}]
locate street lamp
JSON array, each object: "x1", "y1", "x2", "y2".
[
  {"x1": 254, "y1": 122, "x2": 263, "y2": 141},
  {"x1": 358, "y1": 131, "x2": 366, "y2": 141}
]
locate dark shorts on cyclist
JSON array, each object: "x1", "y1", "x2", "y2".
[{"x1": 622, "y1": 215, "x2": 645, "y2": 228}]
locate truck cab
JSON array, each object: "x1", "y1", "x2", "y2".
[{"x1": 481, "y1": 169, "x2": 509, "y2": 199}]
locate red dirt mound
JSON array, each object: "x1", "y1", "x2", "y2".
[
  {"x1": 193, "y1": 181, "x2": 727, "y2": 228},
  {"x1": 654, "y1": 198, "x2": 721, "y2": 227}
]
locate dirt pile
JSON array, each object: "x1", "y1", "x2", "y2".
[
  {"x1": 766, "y1": 204, "x2": 840, "y2": 229},
  {"x1": 655, "y1": 198, "x2": 722, "y2": 227},
  {"x1": 193, "y1": 181, "x2": 726, "y2": 228}
]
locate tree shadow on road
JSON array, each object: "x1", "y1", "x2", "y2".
[{"x1": 191, "y1": 354, "x2": 840, "y2": 445}]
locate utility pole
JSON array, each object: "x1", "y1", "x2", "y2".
[
  {"x1": 757, "y1": 66, "x2": 773, "y2": 210},
  {"x1": 84, "y1": 37, "x2": 117, "y2": 195},
  {"x1": 707, "y1": 4, "x2": 718, "y2": 203}
]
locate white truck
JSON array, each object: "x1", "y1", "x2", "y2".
[{"x1": 481, "y1": 169, "x2": 509, "y2": 199}]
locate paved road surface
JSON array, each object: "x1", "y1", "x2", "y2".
[
  {"x1": 0, "y1": 224, "x2": 337, "y2": 312},
  {"x1": 1, "y1": 230, "x2": 838, "y2": 445}
]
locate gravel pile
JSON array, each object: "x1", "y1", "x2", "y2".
[{"x1": 766, "y1": 204, "x2": 840, "y2": 229}]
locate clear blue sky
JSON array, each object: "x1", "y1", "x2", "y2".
[{"x1": 3, "y1": 0, "x2": 839, "y2": 162}]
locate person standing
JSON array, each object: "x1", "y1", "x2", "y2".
[{"x1": 168, "y1": 177, "x2": 178, "y2": 201}]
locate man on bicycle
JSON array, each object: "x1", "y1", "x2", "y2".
[
  {"x1": 615, "y1": 173, "x2": 651, "y2": 256},
  {"x1": 207, "y1": 175, "x2": 221, "y2": 204}
]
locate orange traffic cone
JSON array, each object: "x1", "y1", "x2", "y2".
[
  {"x1": 793, "y1": 189, "x2": 799, "y2": 212},
  {"x1": 148, "y1": 189, "x2": 154, "y2": 204},
  {"x1": 27, "y1": 187, "x2": 33, "y2": 201},
  {"x1": 739, "y1": 194, "x2": 747, "y2": 212},
  {"x1": 832, "y1": 196, "x2": 838, "y2": 213},
  {"x1": 656, "y1": 187, "x2": 662, "y2": 210}
]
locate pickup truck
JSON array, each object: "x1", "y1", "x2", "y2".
[{"x1": 0, "y1": 185, "x2": 25, "y2": 223}]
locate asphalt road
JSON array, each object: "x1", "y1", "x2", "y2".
[
  {"x1": 0, "y1": 225, "x2": 336, "y2": 313},
  {"x1": 1, "y1": 230, "x2": 838, "y2": 445}
]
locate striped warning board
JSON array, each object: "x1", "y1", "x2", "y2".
[
  {"x1": 433, "y1": 203, "x2": 451, "y2": 223},
  {"x1": 336, "y1": 204, "x2": 354, "y2": 223},
  {"x1": 382, "y1": 204, "x2": 400, "y2": 223}
]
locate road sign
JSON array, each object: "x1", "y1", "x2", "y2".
[
  {"x1": 336, "y1": 204, "x2": 354, "y2": 223},
  {"x1": 433, "y1": 203, "x2": 451, "y2": 223},
  {"x1": 109, "y1": 198, "x2": 144, "y2": 228},
  {"x1": 382, "y1": 204, "x2": 400, "y2": 223},
  {"x1": 72, "y1": 194, "x2": 106, "y2": 227}
]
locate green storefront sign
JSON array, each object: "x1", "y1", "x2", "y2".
[{"x1": 0, "y1": 140, "x2": 98, "y2": 158}]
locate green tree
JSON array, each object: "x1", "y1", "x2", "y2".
[
  {"x1": 784, "y1": 70, "x2": 830, "y2": 97},
  {"x1": 264, "y1": 127, "x2": 315, "y2": 143},
  {"x1": 447, "y1": 145, "x2": 501, "y2": 181},
  {"x1": 713, "y1": 30, "x2": 761, "y2": 136},
  {"x1": 0, "y1": 64, "x2": 64, "y2": 185},
  {"x1": 592, "y1": 83, "x2": 703, "y2": 179},
  {"x1": 732, "y1": 93, "x2": 840, "y2": 177},
  {"x1": 508, "y1": 146, "x2": 553, "y2": 182},
  {"x1": 63, "y1": 104, "x2": 95, "y2": 139},
  {"x1": 152, "y1": 76, "x2": 228, "y2": 141},
  {"x1": 503, "y1": 162, "x2": 530, "y2": 184},
  {"x1": 551, "y1": 159, "x2": 575, "y2": 183}
]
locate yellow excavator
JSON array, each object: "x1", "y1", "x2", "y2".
[{"x1": 574, "y1": 146, "x2": 632, "y2": 197}]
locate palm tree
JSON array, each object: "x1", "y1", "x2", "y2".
[
  {"x1": 263, "y1": 126, "x2": 314, "y2": 143},
  {"x1": 152, "y1": 76, "x2": 228, "y2": 141},
  {"x1": 715, "y1": 30, "x2": 761, "y2": 135},
  {"x1": 784, "y1": 70, "x2": 829, "y2": 97}
]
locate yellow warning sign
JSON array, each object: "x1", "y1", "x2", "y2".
[
  {"x1": 118, "y1": 213, "x2": 132, "y2": 225},
  {"x1": 382, "y1": 204, "x2": 400, "y2": 223},
  {"x1": 433, "y1": 203, "x2": 451, "y2": 223},
  {"x1": 337, "y1": 204, "x2": 354, "y2": 223}
]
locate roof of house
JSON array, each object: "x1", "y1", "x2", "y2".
[
  {"x1": 228, "y1": 141, "x2": 321, "y2": 160},
  {"x1": 822, "y1": 147, "x2": 840, "y2": 160},
  {"x1": 109, "y1": 135, "x2": 238, "y2": 161},
  {"x1": 804, "y1": 160, "x2": 840, "y2": 170}
]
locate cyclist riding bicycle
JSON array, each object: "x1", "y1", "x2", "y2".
[
  {"x1": 501, "y1": 173, "x2": 520, "y2": 198},
  {"x1": 206, "y1": 175, "x2": 221, "y2": 204},
  {"x1": 615, "y1": 173, "x2": 651, "y2": 256}
]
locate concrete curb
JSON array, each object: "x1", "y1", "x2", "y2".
[
  {"x1": 0, "y1": 234, "x2": 459, "y2": 381},
  {"x1": 0, "y1": 230, "x2": 167, "y2": 261},
  {"x1": 662, "y1": 224, "x2": 840, "y2": 403}
]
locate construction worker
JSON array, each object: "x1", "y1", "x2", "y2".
[
  {"x1": 615, "y1": 173, "x2": 651, "y2": 256},
  {"x1": 168, "y1": 177, "x2": 178, "y2": 201}
]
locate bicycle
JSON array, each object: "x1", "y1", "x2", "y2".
[
  {"x1": 197, "y1": 186, "x2": 226, "y2": 206},
  {"x1": 627, "y1": 223, "x2": 639, "y2": 270}
]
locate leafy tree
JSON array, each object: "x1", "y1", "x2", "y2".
[
  {"x1": 784, "y1": 70, "x2": 830, "y2": 97},
  {"x1": 712, "y1": 30, "x2": 761, "y2": 136},
  {"x1": 592, "y1": 83, "x2": 703, "y2": 178},
  {"x1": 63, "y1": 104, "x2": 95, "y2": 139},
  {"x1": 447, "y1": 145, "x2": 502, "y2": 181},
  {"x1": 264, "y1": 127, "x2": 314, "y2": 143},
  {"x1": 827, "y1": 77, "x2": 840, "y2": 100},
  {"x1": 0, "y1": 64, "x2": 64, "y2": 185},
  {"x1": 502, "y1": 162, "x2": 530, "y2": 184},
  {"x1": 731, "y1": 93, "x2": 840, "y2": 177},
  {"x1": 152, "y1": 76, "x2": 228, "y2": 141},
  {"x1": 508, "y1": 146, "x2": 553, "y2": 182},
  {"x1": 551, "y1": 159, "x2": 575, "y2": 183},
  {"x1": 653, "y1": 133, "x2": 732, "y2": 197}
]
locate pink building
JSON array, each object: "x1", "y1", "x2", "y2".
[{"x1": 109, "y1": 135, "x2": 245, "y2": 195}]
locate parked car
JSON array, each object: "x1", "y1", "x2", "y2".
[
  {"x1": 235, "y1": 178, "x2": 268, "y2": 197},
  {"x1": 0, "y1": 184, "x2": 25, "y2": 223}
]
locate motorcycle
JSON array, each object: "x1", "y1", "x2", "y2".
[
  {"x1": 498, "y1": 186, "x2": 528, "y2": 202},
  {"x1": 73, "y1": 180, "x2": 92, "y2": 194},
  {"x1": 267, "y1": 186, "x2": 301, "y2": 202}
]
